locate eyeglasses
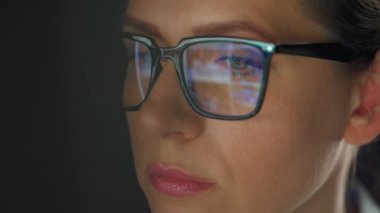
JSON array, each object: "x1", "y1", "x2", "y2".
[{"x1": 90, "y1": 32, "x2": 358, "y2": 120}]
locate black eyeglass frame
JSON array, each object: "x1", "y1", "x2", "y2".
[{"x1": 122, "y1": 32, "x2": 358, "y2": 120}]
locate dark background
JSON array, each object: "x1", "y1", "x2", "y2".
[
  {"x1": 7, "y1": 0, "x2": 149, "y2": 212},
  {"x1": 6, "y1": 0, "x2": 380, "y2": 212}
]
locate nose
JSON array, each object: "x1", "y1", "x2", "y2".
[{"x1": 136, "y1": 58, "x2": 205, "y2": 142}]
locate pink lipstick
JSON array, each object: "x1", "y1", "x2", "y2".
[{"x1": 147, "y1": 164, "x2": 214, "y2": 197}]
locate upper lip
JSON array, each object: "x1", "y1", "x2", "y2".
[{"x1": 147, "y1": 163, "x2": 214, "y2": 184}]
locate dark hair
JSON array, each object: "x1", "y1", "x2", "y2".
[{"x1": 306, "y1": 0, "x2": 380, "y2": 67}]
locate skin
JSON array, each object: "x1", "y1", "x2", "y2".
[{"x1": 123, "y1": 0, "x2": 380, "y2": 212}]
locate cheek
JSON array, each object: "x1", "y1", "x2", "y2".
[
  {"x1": 265, "y1": 56, "x2": 352, "y2": 142},
  {"x1": 126, "y1": 112, "x2": 152, "y2": 184},
  {"x1": 211, "y1": 58, "x2": 352, "y2": 210}
]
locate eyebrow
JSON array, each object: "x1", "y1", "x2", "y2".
[
  {"x1": 123, "y1": 15, "x2": 162, "y2": 37},
  {"x1": 123, "y1": 15, "x2": 271, "y2": 40},
  {"x1": 192, "y1": 21, "x2": 271, "y2": 40}
]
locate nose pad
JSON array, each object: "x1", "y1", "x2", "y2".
[
  {"x1": 159, "y1": 59, "x2": 181, "y2": 91},
  {"x1": 160, "y1": 58, "x2": 170, "y2": 67},
  {"x1": 151, "y1": 61, "x2": 163, "y2": 85},
  {"x1": 151, "y1": 58, "x2": 174, "y2": 85},
  {"x1": 147, "y1": 58, "x2": 185, "y2": 106},
  {"x1": 158, "y1": 58, "x2": 179, "y2": 82}
]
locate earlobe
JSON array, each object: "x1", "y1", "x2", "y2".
[{"x1": 344, "y1": 50, "x2": 380, "y2": 145}]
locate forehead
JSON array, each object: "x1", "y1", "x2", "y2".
[{"x1": 125, "y1": 0, "x2": 332, "y2": 43}]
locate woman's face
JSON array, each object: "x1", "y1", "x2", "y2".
[{"x1": 125, "y1": 0, "x2": 356, "y2": 212}]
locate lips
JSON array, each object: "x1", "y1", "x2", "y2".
[{"x1": 147, "y1": 164, "x2": 215, "y2": 197}]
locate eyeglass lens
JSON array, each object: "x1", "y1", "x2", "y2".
[
  {"x1": 123, "y1": 39, "x2": 266, "y2": 117},
  {"x1": 123, "y1": 39, "x2": 152, "y2": 107}
]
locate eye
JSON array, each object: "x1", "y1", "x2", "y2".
[
  {"x1": 216, "y1": 56, "x2": 255, "y2": 69},
  {"x1": 230, "y1": 57, "x2": 252, "y2": 69},
  {"x1": 215, "y1": 55, "x2": 263, "y2": 80}
]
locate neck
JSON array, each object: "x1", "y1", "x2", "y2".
[{"x1": 293, "y1": 143, "x2": 356, "y2": 213}]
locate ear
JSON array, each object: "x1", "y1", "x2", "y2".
[{"x1": 344, "y1": 50, "x2": 380, "y2": 145}]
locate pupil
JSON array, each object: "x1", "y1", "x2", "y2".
[{"x1": 231, "y1": 57, "x2": 246, "y2": 69}]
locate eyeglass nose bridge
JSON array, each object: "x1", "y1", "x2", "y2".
[
  {"x1": 159, "y1": 47, "x2": 181, "y2": 65},
  {"x1": 150, "y1": 47, "x2": 183, "y2": 86},
  {"x1": 161, "y1": 47, "x2": 179, "y2": 58},
  {"x1": 146, "y1": 46, "x2": 193, "y2": 111},
  {"x1": 152, "y1": 47, "x2": 182, "y2": 78}
]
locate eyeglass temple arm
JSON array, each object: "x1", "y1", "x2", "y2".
[{"x1": 276, "y1": 43, "x2": 359, "y2": 62}]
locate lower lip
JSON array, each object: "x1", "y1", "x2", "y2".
[{"x1": 148, "y1": 166, "x2": 214, "y2": 197}]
